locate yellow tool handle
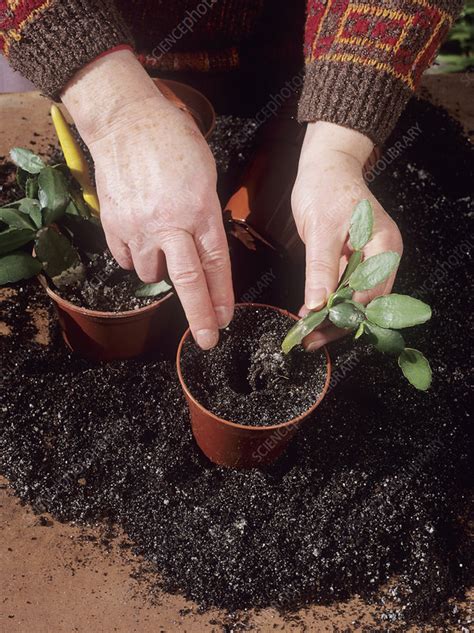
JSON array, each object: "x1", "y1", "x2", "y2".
[{"x1": 50, "y1": 104, "x2": 100, "y2": 216}]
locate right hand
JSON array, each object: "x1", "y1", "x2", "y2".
[{"x1": 61, "y1": 50, "x2": 234, "y2": 350}]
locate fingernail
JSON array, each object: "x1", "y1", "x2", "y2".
[
  {"x1": 306, "y1": 289, "x2": 327, "y2": 311},
  {"x1": 215, "y1": 305, "x2": 233, "y2": 329},
  {"x1": 195, "y1": 328, "x2": 219, "y2": 350}
]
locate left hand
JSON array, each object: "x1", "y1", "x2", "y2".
[{"x1": 291, "y1": 121, "x2": 403, "y2": 351}]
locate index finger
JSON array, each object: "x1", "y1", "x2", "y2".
[{"x1": 162, "y1": 230, "x2": 219, "y2": 350}]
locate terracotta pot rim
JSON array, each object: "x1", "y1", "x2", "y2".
[
  {"x1": 38, "y1": 273, "x2": 174, "y2": 319},
  {"x1": 176, "y1": 302, "x2": 332, "y2": 432},
  {"x1": 154, "y1": 78, "x2": 216, "y2": 139}
]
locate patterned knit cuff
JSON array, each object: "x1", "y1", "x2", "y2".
[
  {"x1": 3, "y1": 0, "x2": 134, "y2": 101},
  {"x1": 298, "y1": 60, "x2": 412, "y2": 146}
]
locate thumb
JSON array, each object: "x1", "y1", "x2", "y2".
[{"x1": 304, "y1": 218, "x2": 345, "y2": 310}]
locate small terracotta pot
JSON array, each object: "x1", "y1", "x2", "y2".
[
  {"x1": 153, "y1": 78, "x2": 215, "y2": 139},
  {"x1": 39, "y1": 275, "x2": 182, "y2": 361},
  {"x1": 176, "y1": 303, "x2": 332, "y2": 469}
]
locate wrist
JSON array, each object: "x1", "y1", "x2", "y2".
[
  {"x1": 61, "y1": 49, "x2": 167, "y2": 143},
  {"x1": 303, "y1": 121, "x2": 374, "y2": 169}
]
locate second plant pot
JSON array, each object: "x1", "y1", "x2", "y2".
[
  {"x1": 177, "y1": 303, "x2": 331, "y2": 469},
  {"x1": 38, "y1": 275, "x2": 183, "y2": 361}
]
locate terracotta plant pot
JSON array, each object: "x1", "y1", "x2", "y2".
[
  {"x1": 35, "y1": 80, "x2": 214, "y2": 361},
  {"x1": 38, "y1": 275, "x2": 182, "y2": 361},
  {"x1": 153, "y1": 78, "x2": 215, "y2": 139},
  {"x1": 176, "y1": 303, "x2": 332, "y2": 469}
]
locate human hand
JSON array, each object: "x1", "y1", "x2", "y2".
[
  {"x1": 61, "y1": 50, "x2": 233, "y2": 350},
  {"x1": 291, "y1": 121, "x2": 403, "y2": 350}
]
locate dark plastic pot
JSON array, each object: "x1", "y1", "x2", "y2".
[
  {"x1": 176, "y1": 303, "x2": 332, "y2": 469},
  {"x1": 38, "y1": 275, "x2": 182, "y2": 361}
]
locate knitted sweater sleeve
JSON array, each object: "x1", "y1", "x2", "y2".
[
  {"x1": 298, "y1": 0, "x2": 464, "y2": 145},
  {"x1": 0, "y1": 0, "x2": 132, "y2": 100}
]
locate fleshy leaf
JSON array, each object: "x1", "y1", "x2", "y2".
[
  {"x1": 366, "y1": 294, "x2": 432, "y2": 329},
  {"x1": 328, "y1": 286, "x2": 353, "y2": 308},
  {"x1": 0, "y1": 208, "x2": 35, "y2": 230},
  {"x1": 354, "y1": 322, "x2": 365, "y2": 339},
  {"x1": 349, "y1": 251, "x2": 400, "y2": 291},
  {"x1": 19, "y1": 199, "x2": 43, "y2": 229},
  {"x1": 38, "y1": 166, "x2": 69, "y2": 224},
  {"x1": 35, "y1": 226, "x2": 84, "y2": 285},
  {"x1": 0, "y1": 227, "x2": 36, "y2": 255},
  {"x1": 10, "y1": 147, "x2": 45, "y2": 174},
  {"x1": 349, "y1": 199, "x2": 374, "y2": 250},
  {"x1": 398, "y1": 348, "x2": 432, "y2": 390},
  {"x1": 365, "y1": 321, "x2": 405, "y2": 354},
  {"x1": 0, "y1": 252, "x2": 42, "y2": 285},
  {"x1": 281, "y1": 308, "x2": 329, "y2": 354},
  {"x1": 135, "y1": 280, "x2": 172, "y2": 298},
  {"x1": 25, "y1": 177, "x2": 39, "y2": 199},
  {"x1": 339, "y1": 250, "x2": 363, "y2": 287},
  {"x1": 329, "y1": 301, "x2": 365, "y2": 330}
]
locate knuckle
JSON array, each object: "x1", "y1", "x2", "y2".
[
  {"x1": 306, "y1": 257, "x2": 334, "y2": 278},
  {"x1": 171, "y1": 268, "x2": 202, "y2": 288},
  {"x1": 200, "y1": 248, "x2": 228, "y2": 275}
]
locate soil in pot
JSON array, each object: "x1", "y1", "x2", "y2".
[
  {"x1": 180, "y1": 305, "x2": 327, "y2": 426},
  {"x1": 53, "y1": 250, "x2": 168, "y2": 312}
]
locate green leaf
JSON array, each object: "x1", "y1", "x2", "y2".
[
  {"x1": 0, "y1": 227, "x2": 36, "y2": 255},
  {"x1": 354, "y1": 322, "x2": 365, "y2": 339},
  {"x1": 398, "y1": 348, "x2": 432, "y2": 390},
  {"x1": 281, "y1": 307, "x2": 329, "y2": 354},
  {"x1": 328, "y1": 286, "x2": 353, "y2": 308},
  {"x1": 339, "y1": 250, "x2": 363, "y2": 287},
  {"x1": 0, "y1": 252, "x2": 42, "y2": 285},
  {"x1": 69, "y1": 191, "x2": 92, "y2": 218},
  {"x1": 329, "y1": 301, "x2": 365, "y2": 330},
  {"x1": 349, "y1": 199, "x2": 374, "y2": 250},
  {"x1": 10, "y1": 147, "x2": 45, "y2": 174},
  {"x1": 25, "y1": 177, "x2": 39, "y2": 199},
  {"x1": 349, "y1": 251, "x2": 400, "y2": 291},
  {"x1": 60, "y1": 215, "x2": 106, "y2": 254},
  {"x1": 38, "y1": 167, "x2": 69, "y2": 224},
  {"x1": 35, "y1": 227, "x2": 84, "y2": 285},
  {"x1": 365, "y1": 322, "x2": 405, "y2": 355},
  {"x1": 366, "y1": 294, "x2": 432, "y2": 329},
  {"x1": 0, "y1": 207, "x2": 35, "y2": 230},
  {"x1": 16, "y1": 168, "x2": 29, "y2": 190},
  {"x1": 135, "y1": 280, "x2": 172, "y2": 298},
  {"x1": 19, "y1": 199, "x2": 42, "y2": 229}
]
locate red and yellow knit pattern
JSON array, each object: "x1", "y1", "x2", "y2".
[
  {"x1": 0, "y1": 0, "x2": 53, "y2": 55},
  {"x1": 304, "y1": 0, "x2": 455, "y2": 90}
]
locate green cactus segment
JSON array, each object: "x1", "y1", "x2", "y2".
[
  {"x1": 398, "y1": 348, "x2": 432, "y2": 391},
  {"x1": 366, "y1": 294, "x2": 432, "y2": 329},
  {"x1": 35, "y1": 227, "x2": 85, "y2": 288},
  {"x1": 0, "y1": 252, "x2": 42, "y2": 285},
  {"x1": 349, "y1": 199, "x2": 374, "y2": 250},
  {"x1": 364, "y1": 322, "x2": 405, "y2": 355},
  {"x1": 281, "y1": 308, "x2": 329, "y2": 354}
]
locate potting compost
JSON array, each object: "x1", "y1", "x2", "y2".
[
  {"x1": 0, "y1": 98, "x2": 472, "y2": 630},
  {"x1": 180, "y1": 305, "x2": 327, "y2": 426}
]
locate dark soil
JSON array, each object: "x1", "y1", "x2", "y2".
[
  {"x1": 58, "y1": 250, "x2": 162, "y2": 312},
  {"x1": 180, "y1": 305, "x2": 326, "y2": 426},
  {"x1": 0, "y1": 98, "x2": 472, "y2": 630}
]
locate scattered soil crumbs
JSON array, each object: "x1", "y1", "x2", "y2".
[
  {"x1": 56, "y1": 251, "x2": 161, "y2": 312},
  {"x1": 0, "y1": 98, "x2": 473, "y2": 631},
  {"x1": 180, "y1": 306, "x2": 326, "y2": 425}
]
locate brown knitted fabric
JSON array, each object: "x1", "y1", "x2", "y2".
[
  {"x1": 0, "y1": 0, "x2": 462, "y2": 142},
  {"x1": 298, "y1": 0, "x2": 464, "y2": 144},
  {"x1": 3, "y1": 0, "x2": 133, "y2": 99}
]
